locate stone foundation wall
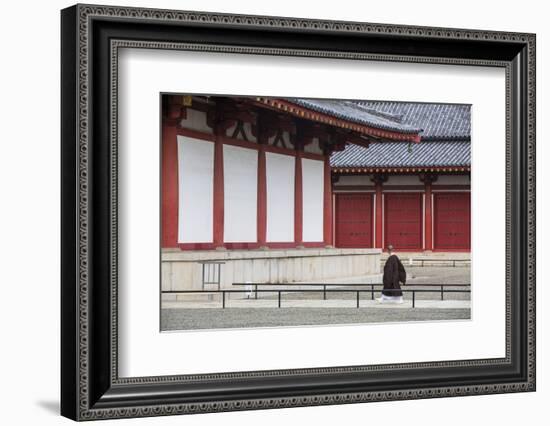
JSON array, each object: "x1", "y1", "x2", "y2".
[{"x1": 162, "y1": 248, "x2": 381, "y2": 292}]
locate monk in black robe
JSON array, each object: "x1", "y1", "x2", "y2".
[{"x1": 378, "y1": 245, "x2": 406, "y2": 302}]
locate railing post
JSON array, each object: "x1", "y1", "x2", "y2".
[
  {"x1": 356, "y1": 291, "x2": 360, "y2": 308},
  {"x1": 222, "y1": 291, "x2": 226, "y2": 309},
  {"x1": 217, "y1": 263, "x2": 221, "y2": 291},
  {"x1": 371, "y1": 284, "x2": 374, "y2": 300},
  {"x1": 255, "y1": 284, "x2": 258, "y2": 300},
  {"x1": 278, "y1": 291, "x2": 281, "y2": 308},
  {"x1": 441, "y1": 285, "x2": 444, "y2": 300},
  {"x1": 412, "y1": 291, "x2": 416, "y2": 308},
  {"x1": 323, "y1": 285, "x2": 326, "y2": 300}
]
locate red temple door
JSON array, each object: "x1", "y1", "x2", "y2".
[
  {"x1": 434, "y1": 192, "x2": 471, "y2": 250},
  {"x1": 384, "y1": 193, "x2": 422, "y2": 250},
  {"x1": 335, "y1": 193, "x2": 373, "y2": 248}
]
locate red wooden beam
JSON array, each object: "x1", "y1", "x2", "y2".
[
  {"x1": 161, "y1": 120, "x2": 179, "y2": 248},
  {"x1": 374, "y1": 183, "x2": 383, "y2": 249},
  {"x1": 371, "y1": 174, "x2": 387, "y2": 249},
  {"x1": 257, "y1": 144, "x2": 267, "y2": 247},
  {"x1": 294, "y1": 150, "x2": 303, "y2": 246},
  {"x1": 424, "y1": 182, "x2": 433, "y2": 251},
  {"x1": 213, "y1": 131, "x2": 225, "y2": 247},
  {"x1": 323, "y1": 156, "x2": 333, "y2": 247}
]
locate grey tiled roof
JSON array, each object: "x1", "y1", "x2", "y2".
[
  {"x1": 358, "y1": 101, "x2": 471, "y2": 140},
  {"x1": 289, "y1": 99, "x2": 422, "y2": 134},
  {"x1": 330, "y1": 141, "x2": 470, "y2": 168}
]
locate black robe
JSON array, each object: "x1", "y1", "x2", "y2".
[{"x1": 382, "y1": 254, "x2": 406, "y2": 296}]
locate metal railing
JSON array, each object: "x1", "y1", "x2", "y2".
[
  {"x1": 198, "y1": 261, "x2": 225, "y2": 290},
  {"x1": 232, "y1": 282, "x2": 470, "y2": 301},
  {"x1": 162, "y1": 285, "x2": 470, "y2": 309},
  {"x1": 382, "y1": 258, "x2": 470, "y2": 267}
]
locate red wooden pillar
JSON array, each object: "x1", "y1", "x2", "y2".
[
  {"x1": 294, "y1": 150, "x2": 303, "y2": 247},
  {"x1": 161, "y1": 120, "x2": 179, "y2": 248},
  {"x1": 424, "y1": 181, "x2": 433, "y2": 251},
  {"x1": 257, "y1": 144, "x2": 267, "y2": 247},
  {"x1": 323, "y1": 156, "x2": 333, "y2": 247},
  {"x1": 213, "y1": 133, "x2": 225, "y2": 248},
  {"x1": 420, "y1": 173, "x2": 437, "y2": 251},
  {"x1": 375, "y1": 183, "x2": 383, "y2": 249},
  {"x1": 371, "y1": 174, "x2": 387, "y2": 249}
]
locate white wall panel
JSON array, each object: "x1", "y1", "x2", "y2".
[
  {"x1": 177, "y1": 135, "x2": 214, "y2": 243},
  {"x1": 223, "y1": 145, "x2": 258, "y2": 242},
  {"x1": 266, "y1": 153, "x2": 295, "y2": 242},
  {"x1": 302, "y1": 158, "x2": 324, "y2": 242},
  {"x1": 334, "y1": 175, "x2": 374, "y2": 186},
  {"x1": 386, "y1": 175, "x2": 421, "y2": 185},
  {"x1": 433, "y1": 175, "x2": 471, "y2": 185},
  {"x1": 303, "y1": 138, "x2": 323, "y2": 155},
  {"x1": 179, "y1": 109, "x2": 212, "y2": 134}
]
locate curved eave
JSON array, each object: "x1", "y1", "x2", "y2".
[
  {"x1": 333, "y1": 166, "x2": 471, "y2": 173},
  {"x1": 254, "y1": 97, "x2": 421, "y2": 143}
]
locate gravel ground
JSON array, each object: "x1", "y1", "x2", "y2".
[
  {"x1": 160, "y1": 266, "x2": 471, "y2": 331},
  {"x1": 161, "y1": 307, "x2": 470, "y2": 331}
]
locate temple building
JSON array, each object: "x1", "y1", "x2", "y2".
[
  {"x1": 331, "y1": 101, "x2": 471, "y2": 252},
  {"x1": 160, "y1": 95, "x2": 470, "y2": 290}
]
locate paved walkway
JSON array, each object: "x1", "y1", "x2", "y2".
[{"x1": 162, "y1": 298, "x2": 470, "y2": 309}]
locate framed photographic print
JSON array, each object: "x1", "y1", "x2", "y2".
[{"x1": 60, "y1": 3, "x2": 536, "y2": 421}]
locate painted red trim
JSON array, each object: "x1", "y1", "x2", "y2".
[
  {"x1": 213, "y1": 135, "x2": 224, "y2": 247},
  {"x1": 161, "y1": 121, "x2": 179, "y2": 248},
  {"x1": 294, "y1": 152, "x2": 303, "y2": 245},
  {"x1": 263, "y1": 242, "x2": 299, "y2": 249},
  {"x1": 334, "y1": 185, "x2": 470, "y2": 191},
  {"x1": 431, "y1": 185, "x2": 471, "y2": 191},
  {"x1": 176, "y1": 127, "x2": 215, "y2": 142},
  {"x1": 374, "y1": 183, "x2": 383, "y2": 249},
  {"x1": 301, "y1": 151, "x2": 325, "y2": 161},
  {"x1": 323, "y1": 157, "x2": 333, "y2": 246},
  {"x1": 224, "y1": 243, "x2": 263, "y2": 250},
  {"x1": 333, "y1": 166, "x2": 470, "y2": 173},
  {"x1": 176, "y1": 242, "x2": 325, "y2": 251},
  {"x1": 424, "y1": 182, "x2": 433, "y2": 251},
  {"x1": 376, "y1": 191, "x2": 380, "y2": 248},
  {"x1": 302, "y1": 242, "x2": 327, "y2": 248},
  {"x1": 332, "y1": 184, "x2": 470, "y2": 192},
  {"x1": 218, "y1": 135, "x2": 257, "y2": 150},
  {"x1": 254, "y1": 98, "x2": 421, "y2": 142},
  {"x1": 333, "y1": 185, "x2": 376, "y2": 191},
  {"x1": 257, "y1": 145, "x2": 267, "y2": 246},
  {"x1": 386, "y1": 185, "x2": 470, "y2": 191},
  {"x1": 177, "y1": 243, "x2": 217, "y2": 250}
]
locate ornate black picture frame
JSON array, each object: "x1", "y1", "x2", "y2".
[{"x1": 61, "y1": 4, "x2": 536, "y2": 421}]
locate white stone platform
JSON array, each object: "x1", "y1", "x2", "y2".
[{"x1": 161, "y1": 247, "x2": 381, "y2": 293}]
